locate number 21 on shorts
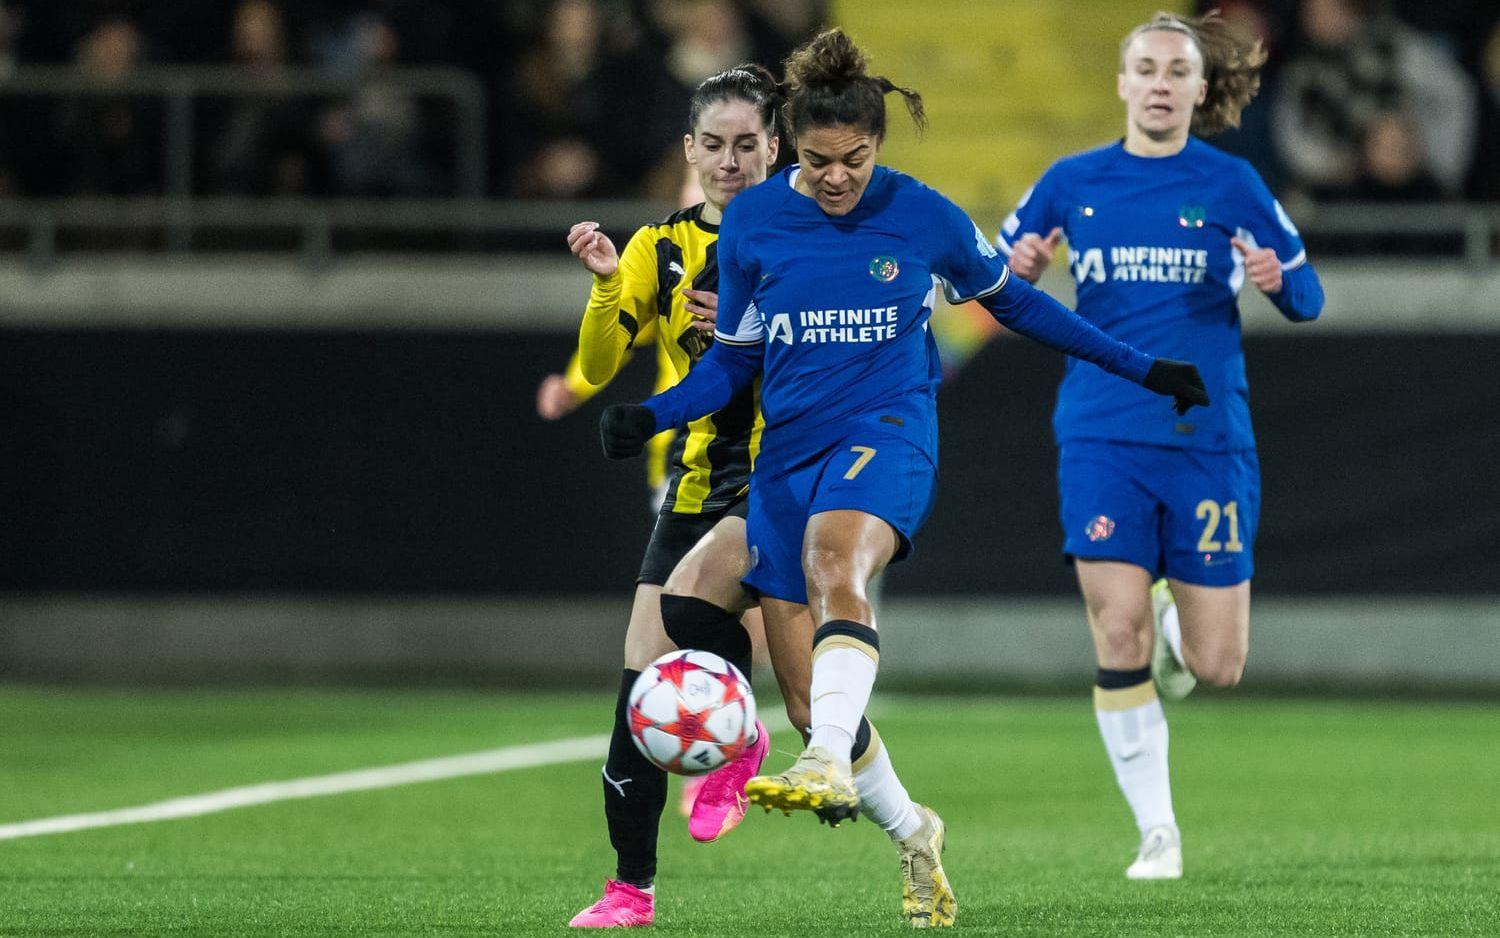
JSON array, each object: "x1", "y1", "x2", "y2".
[{"x1": 1195, "y1": 499, "x2": 1244, "y2": 553}]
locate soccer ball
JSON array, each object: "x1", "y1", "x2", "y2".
[{"x1": 628, "y1": 650, "x2": 756, "y2": 776}]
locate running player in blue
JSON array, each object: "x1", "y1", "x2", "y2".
[
  {"x1": 998, "y1": 11, "x2": 1324, "y2": 881},
  {"x1": 599, "y1": 28, "x2": 1209, "y2": 928}
]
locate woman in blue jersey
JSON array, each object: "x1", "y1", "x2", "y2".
[
  {"x1": 998, "y1": 11, "x2": 1324, "y2": 881},
  {"x1": 600, "y1": 28, "x2": 1209, "y2": 927}
]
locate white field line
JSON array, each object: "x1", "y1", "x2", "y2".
[
  {"x1": 0, "y1": 712, "x2": 797, "y2": 843},
  {"x1": 0, "y1": 733, "x2": 611, "y2": 842}
]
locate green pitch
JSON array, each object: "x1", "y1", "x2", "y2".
[{"x1": 2, "y1": 686, "x2": 1496, "y2": 936}]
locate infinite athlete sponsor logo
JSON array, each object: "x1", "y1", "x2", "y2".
[
  {"x1": 1072, "y1": 245, "x2": 1209, "y2": 285},
  {"x1": 766, "y1": 306, "x2": 899, "y2": 345}
]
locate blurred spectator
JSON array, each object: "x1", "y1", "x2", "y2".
[
  {"x1": 55, "y1": 15, "x2": 163, "y2": 195},
  {"x1": 0, "y1": 0, "x2": 19, "y2": 79},
  {"x1": 207, "y1": 0, "x2": 314, "y2": 195},
  {"x1": 739, "y1": 0, "x2": 825, "y2": 67},
  {"x1": 509, "y1": 0, "x2": 651, "y2": 198},
  {"x1": 232, "y1": 0, "x2": 287, "y2": 78},
  {"x1": 639, "y1": 0, "x2": 754, "y2": 200},
  {"x1": 662, "y1": 0, "x2": 751, "y2": 87},
  {"x1": 1272, "y1": 0, "x2": 1477, "y2": 201},
  {"x1": 313, "y1": 13, "x2": 442, "y2": 196},
  {"x1": 0, "y1": 2, "x2": 25, "y2": 194},
  {"x1": 1198, "y1": 0, "x2": 1285, "y2": 190},
  {"x1": 1474, "y1": 20, "x2": 1500, "y2": 201},
  {"x1": 3, "y1": 0, "x2": 827, "y2": 200},
  {"x1": 1351, "y1": 110, "x2": 1440, "y2": 202}
]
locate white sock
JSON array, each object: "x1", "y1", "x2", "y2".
[
  {"x1": 807, "y1": 625, "x2": 880, "y2": 765},
  {"x1": 852, "y1": 730, "x2": 921, "y2": 840},
  {"x1": 1095, "y1": 683, "x2": 1176, "y2": 835},
  {"x1": 1161, "y1": 601, "x2": 1186, "y2": 668}
]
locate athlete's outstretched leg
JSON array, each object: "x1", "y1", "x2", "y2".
[
  {"x1": 746, "y1": 510, "x2": 890, "y2": 813},
  {"x1": 571, "y1": 585, "x2": 674, "y2": 927},
  {"x1": 1077, "y1": 560, "x2": 1181, "y2": 880},
  {"x1": 755, "y1": 593, "x2": 952, "y2": 924},
  {"x1": 802, "y1": 508, "x2": 898, "y2": 767}
]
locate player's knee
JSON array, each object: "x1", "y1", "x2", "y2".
[
  {"x1": 802, "y1": 545, "x2": 852, "y2": 592},
  {"x1": 1093, "y1": 612, "x2": 1151, "y2": 666},
  {"x1": 662, "y1": 560, "x2": 711, "y2": 599},
  {"x1": 665, "y1": 542, "x2": 746, "y2": 599},
  {"x1": 1190, "y1": 646, "x2": 1246, "y2": 687},
  {"x1": 803, "y1": 551, "x2": 865, "y2": 611},
  {"x1": 1198, "y1": 658, "x2": 1245, "y2": 688}
]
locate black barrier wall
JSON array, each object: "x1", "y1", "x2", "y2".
[{"x1": 1, "y1": 329, "x2": 1495, "y2": 594}]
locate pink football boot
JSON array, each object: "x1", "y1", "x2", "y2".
[
  {"x1": 568, "y1": 879, "x2": 654, "y2": 928},
  {"x1": 688, "y1": 719, "x2": 769, "y2": 843}
]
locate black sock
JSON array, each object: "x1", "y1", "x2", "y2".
[
  {"x1": 660, "y1": 594, "x2": 753, "y2": 677},
  {"x1": 849, "y1": 716, "x2": 873, "y2": 764},
  {"x1": 603, "y1": 669, "x2": 667, "y2": 887},
  {"x1": 1097, "y1": 666, "x2": 1152, "y2": 689}
]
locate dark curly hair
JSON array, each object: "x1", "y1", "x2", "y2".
[
  {"x1": 781, "y1": 27, "x2": 926, "y2": 140},
  {"x1": 1120, "y1": 10, "x2": 1267, "y2": 136}
]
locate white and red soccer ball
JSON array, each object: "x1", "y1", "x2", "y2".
[{"x1": 628, "y1": 650, "x2": 756, "y2": 776}]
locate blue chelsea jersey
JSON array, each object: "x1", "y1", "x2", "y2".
[
  {"x1": 714, "y1": 165, "x2": 1010, "y2": 464},
  {"x1": 999, "y1": 138, "x2": 1308, "y2": 452}
]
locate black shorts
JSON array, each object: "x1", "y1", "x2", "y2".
[{"x1": 637, "y1": 494, "x2": 749, "y2": 586}]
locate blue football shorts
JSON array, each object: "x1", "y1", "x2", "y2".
[
  {"x1": 744, "y1": 430, "x2": 937, "y2": 604},
  {"x1": 1058, "y1": 439, "x2": 1259, "y2": 587}
]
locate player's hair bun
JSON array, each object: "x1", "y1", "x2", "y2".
[
  {"x1": 781, "y1": 28, "x2": 925, "y2": 140},
  {"x1": 784, "y1": 28, "x2": 869, "y2": 89}
]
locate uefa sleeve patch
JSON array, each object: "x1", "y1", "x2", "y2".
[{"x1": 972, "y1": 222, "x2": 998, "y2": 259}]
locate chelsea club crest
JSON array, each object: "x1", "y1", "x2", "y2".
[
  {"x1": 1177, "y1": 204, "x2": 1206, "y2": 228},
  {"x1": 868, "y1": 255, "x2": 900, "y2": 283}
]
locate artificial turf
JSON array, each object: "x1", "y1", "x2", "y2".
[{"x1": 1, "y1": 686, "x2": 1496, "y2": 935}]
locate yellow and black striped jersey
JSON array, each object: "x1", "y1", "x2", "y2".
[{"x1": 577, "y1": 203, "x2": 762, "y2": 514}]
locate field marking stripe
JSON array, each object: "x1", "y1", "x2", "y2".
[{"x1": 0, "y1": 733, "x2": 612, "y2": 842}]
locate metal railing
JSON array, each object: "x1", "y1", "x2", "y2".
[
  {"x1": 1, "y1": 197, "x2": 1496, "y2": 269},
  {"x1": 0, "y1": 62, "x2": 1494, "y2": 269},
  {"x1": 0, "y1": 65, "x2": 488, "y2": 249},
  {"x1": 0, "y1": 197, "x2": 669, "y2": 268},
  {"x1": 1294, "y1": 203, "x2": 1500, "y2": 270}
]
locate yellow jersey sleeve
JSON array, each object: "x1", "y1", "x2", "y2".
[
  {"x1": 562, "y1": 316, "x2": 661, "y2": 405},
  {"x1": 561, "y1": 350, "x2": 602, "y2": 403},
  {"x1": 577, "y1": 226, "x2": 659, "y2": 386}
]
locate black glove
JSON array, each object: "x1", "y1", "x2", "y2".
[
  {"x1": 1143, "y1": 359, "x2": 1210, "y2": 416},
  {"x1": 600, "y1": 404, "x2": 657, "y2": 459}
]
